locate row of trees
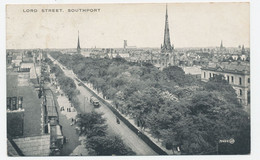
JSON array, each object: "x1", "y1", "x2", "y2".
[
  {"x1": 76, "y1": 112, "x2": 135, "y2": 155},
  {"x1": 50, "y1": 51, "x2": 250, "y2": 155},
  {"x1": 44, "y1": 54, "x2": 135, "y2": 155},
  {"x1": 44, "y1": 55, "x2": 80, "y2": 108}
]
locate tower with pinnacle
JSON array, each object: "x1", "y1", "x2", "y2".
[
  {"x1": 241, "y1": 45, "x2": 245, "y2": 54},
  {"x1": 220, "y1": 40, "x2": 224, "y2": 51},
  {"x1": 160, "y1": 5, "x2": 176, "y2": 68},
  {"x1": 77, "y1": 31, "x2": 81, "y2": 54}
]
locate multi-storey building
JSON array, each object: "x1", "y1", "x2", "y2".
[
  {"x1": 7, "y1": 52, "x2": 64, "y2": 156},
  {"x1": 201, "y1": 62, "x2": 250, "y2": 111}
]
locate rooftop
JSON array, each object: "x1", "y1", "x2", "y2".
[
  {"x1": 7, "y1": 139, "x2": 20, "y2": 156},
  {"x1": 12, "y1": 134, "x2": 50, "y2": 156},
  {"x1": 7, "y1": 72, "x2": 42, "y2": 136},
  {"x1": 202, "y1": 62, "x2": 250, "y2": 74},
  {"x1": 183, "y1": 66, "x2": 201, "y2": 75}
]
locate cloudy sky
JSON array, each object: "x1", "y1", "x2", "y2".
[{"x1": 6, "y1": 3, "x2": 249, "y2": 49}]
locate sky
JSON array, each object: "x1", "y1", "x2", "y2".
[{"x1": 6, "y1": 3, "x2": 250, "y2": 49}]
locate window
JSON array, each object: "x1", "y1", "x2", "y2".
[
  {"x1": 7, "y1": 97, "x2": 11, "y2": 110},
  {"x1": 11, "y1": 97, "x2": 17, "y2": 110},
  {"x1": 227, "y1": 76, "x2": 230, "y2": 82},
  {"x1": 18, "y1": 97, "x2": 23, "y2": 109},
  {"x1": 231, "y1": 76, "x2": 234, "y2": 83},
  {"x1": 239, "y1": 89, "x2": 242, "y2": 96},
  {"x1": 239, "y1": 77, "x2": 242, "y2": 85},
  {"x1": 248, "y1": 78, "x2": 250, "y2": 84},
  {"x1": 204, "y1": 72, "x2": 206, "y2": 78}
]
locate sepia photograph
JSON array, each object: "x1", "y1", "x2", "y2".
[{"x1": 5, "y1": 3, "x2": 250, "y2": 156}]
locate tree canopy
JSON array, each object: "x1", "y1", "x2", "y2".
[
  {"x1": 76, "y1": 111, "x2": 135, "y2": 155},
  {"x1": 49, "y1": 51, "x2": 250, "y2": 155}
]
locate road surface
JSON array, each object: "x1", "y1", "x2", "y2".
[{"x1": 48, "y1": 54, "x2": 157, "y2": 155}]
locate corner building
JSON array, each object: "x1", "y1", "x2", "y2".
[{"x1": 201, "y1": 62, "x2": 250, "y2": 111}]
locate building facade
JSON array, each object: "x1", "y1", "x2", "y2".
[{"x1": 201, "y1": 62, "x2": 250, "y2": 110}]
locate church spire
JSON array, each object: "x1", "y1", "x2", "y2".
[
  {"x1": 162, "y1": 4, "x2": 173, "y2": 53},
  {"x1": 241, "y1": 44, "x2": 245, "y2": 54},
  {"x1": 220, "y1": 40, "x2": 223, "y2": 48},
  {"x1": 77, "y1": 30, "x2": 81, "y2": 53}
]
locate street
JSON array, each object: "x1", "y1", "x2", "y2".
[{"x1": 48, "y1": 54, "x2": 157, "y2": 155}]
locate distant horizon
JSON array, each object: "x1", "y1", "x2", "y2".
[
  {"x1": 6, "y1": 45, "x2": 250, "y2": 50},
  {"x1": 7, "y1": 3, "x2": 249, "y2": 49}
]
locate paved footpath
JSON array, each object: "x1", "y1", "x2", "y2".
[
  {"x1": 48, "y1": 54, "x2": 157, "y2": 155},
  {"x1": 48, "y1": 83, "x2": 80, "y2": 156}
]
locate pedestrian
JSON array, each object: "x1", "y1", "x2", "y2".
[
  {"x1": 116, "y1": 117, "x2": 120, "y2": 124},
  {"x1": 72, "y1": 118, "x2": 74, "y2": 122}
]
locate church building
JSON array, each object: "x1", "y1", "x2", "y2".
[{"x1": 160, "y1": 5, "x2": 177, "y2": 68}]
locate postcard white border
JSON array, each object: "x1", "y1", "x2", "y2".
[{"x1": 1, "y1": 0, "x2": 259, "y2": 160}]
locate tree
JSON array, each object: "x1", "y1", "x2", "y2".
[
  {"x1": 162, "y1": 66, "x2": 198, "y2": 86},
  {"x1": 163, "y1": 66, "x2": 185, "y2": 83},
  {"x1": 172, "y1": 91, "x2": 250, "y2": 154},
  {"x1": 104, "y1": 87, "x2": 117, "y2": 99},
  {"x1": 204, "y1": 74, "x2": 240, "y2": 107},
  {"x1": 77, "y1": 111, "x2": 107, "y2": 138},
  {"x1": 85, "y1": 135, "x2": 136, "y2": 155},
  {"x1": 50, "y1": 51, "x2": 250, "y2": 155}
]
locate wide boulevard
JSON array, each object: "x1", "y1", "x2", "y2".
[{"x1": 48, "y1": 54, "x2": 157, "y2": 155}]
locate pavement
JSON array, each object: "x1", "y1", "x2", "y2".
[
  {"x1": 47, "y1": 74, "x2": 80, "y2": 156},
  {"x1": 56, "y1": 93, "x2": 77, "y2": 120},
  {"x1": 48, "y1": 54, "x2": 157, "y2": 155}
]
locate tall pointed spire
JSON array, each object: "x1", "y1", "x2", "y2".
[
  {"x1": 241, "y1": 44, "x2": 245, "y2": 54},
  {"x1": 77, "y1": 30, "x2": 81, "y2": 53},
  {"x1": 162, "y1": 4, "x2": 173, "y2": 53},
  {"x1": 220, "y1": 40, "x2": 223, "y2": 48}
]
